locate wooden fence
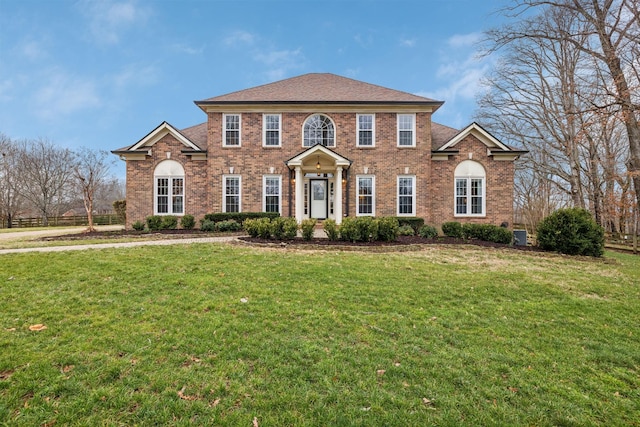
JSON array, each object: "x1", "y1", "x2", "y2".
[{"x1": 0, "y1": 214, "x2": 123, "y2": 229}]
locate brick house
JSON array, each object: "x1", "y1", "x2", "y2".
[{"x1": 113, "y1": 73, "x2": 525, "y2": 229}]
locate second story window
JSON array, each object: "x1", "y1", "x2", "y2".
[
  {"x1": 224, "y1": 114, "x2": 241, "y2": 146},
  {"x1": 357, "y1": 114, "x2": 374, "y2": 147},
  {"x1": 303, "y1": 114, "x2": 335, "y2": 147},
  {"x1": 397, "y1": 114, "x2": 415, "y2": 147},
  {"x1": 263, "y1": 114, "x2": 281, "y2": 147}
]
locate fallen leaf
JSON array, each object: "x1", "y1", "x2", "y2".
[
  {"x1": 422, "y1": 397, "x2": 435, "y2": 407},
  {"x1": 394, "y1": 362, "x2": 401, "y2": 367},
  {"x1": 29, "y1": 324, "x2": 47, "y2": 331},
  {"x1": 6, "y1": 328, "x2": 16, "y2": 332},
  {"x1": 376, "y1": 369, "x2": 386, "y2": 376},
  {"x1": 210, "y1": 398, "x2": 221, "y2": 407},
  {"x1": 507, "y1": 387, "x2": 518, "y2": 393},
  {"x1": 361, "y1": 407, "x2": 371, "y2": 411},
  {"x1": 177, "y1": 386, "x2": 198, "y2": 401},
  {"x1": 253, "y1": 416, "x2": 259, "y2": 427},
  {"x1": 240, "y1": 298, "x2": 248, "y2": 303},
  {"x1": 62, "y1": 365, "x2": 74, "y2": 373}
]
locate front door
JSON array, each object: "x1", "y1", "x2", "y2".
[{"x1": 310, "y1": 179, "x2": 327, "y2": 219}]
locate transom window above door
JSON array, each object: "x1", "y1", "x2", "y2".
[{"x1": 303, "y1": 114, "x2": 335, "y2": 147}]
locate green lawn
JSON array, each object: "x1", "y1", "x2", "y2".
[{"x1": 1, "y1": 244, "x2": 639, "y2": 426}]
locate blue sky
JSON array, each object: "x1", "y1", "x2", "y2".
[{"x1": 0, "y1": 0, "x2": 509, "y2": 177}]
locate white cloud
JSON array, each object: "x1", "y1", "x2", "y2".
[
  {"x1": 170, "y1": 43, "x2": 204, "y2": 55},
  {"x1": 400, "y1": 38, "x2": 416, "y2": 47},
  {"x1": 78, "y1": 0, "x2": 150, "y2": 45},
  {"x1": 223, "y1": 30, "x2": 255, "y2": 47},
  {"x1": 34, "y1": 70, "x2": 101, "y2": 119},
  {"x1": 447, "y1": 32, "x2": 482, "y2": 48},
  {"x1": 20, "y1": 40, "x2": 47, "y2": 61},
  {"x1": 113, "y1": 64, "x2": 159, "y2": 88}
]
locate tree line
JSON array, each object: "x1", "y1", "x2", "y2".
[
  {"x1": 478, "y1": 0, "x2": 639, "y2": 234},
  {"x1": 0, "y1": 133, "x2": 124, "y2": 230}
]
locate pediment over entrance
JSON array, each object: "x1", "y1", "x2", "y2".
[{"x1": 285, "y1": 144, "x2": 351, "y2": 173}]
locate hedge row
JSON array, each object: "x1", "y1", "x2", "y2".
[{"x1": 441, "y1": 221, "x2": 513, "y2": 244}]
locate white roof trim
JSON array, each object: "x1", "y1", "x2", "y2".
[
  {"x1": 287, "y1": 144, "x2": 351, "y2": 167},
  {"x1": 438, "y1": 122, "x2": 510, "y2": 152},
  {"x1": 129, "y1": 121, "x2": 202, "y2": 151}
]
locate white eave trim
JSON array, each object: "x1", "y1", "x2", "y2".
[
  {"x1": 438, "y1": 122, "x2": 510, "y2": 152},
  {"x1": 129, "y1": 121, "x2": 202, "y2": 152},
  {"x1": 286, "y1": 144, "x2": 351, "y2": 167}
]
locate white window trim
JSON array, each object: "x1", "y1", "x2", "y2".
[
  {"x1": 396, "y1": 175, "x2": 416, "y2": 216},
  {"x1": 454, "y1": 177, "x2": 486, "y2": 217},
  {"x1": 302, "y1": 113, "x2": 336, "y2": 147},
  {"x1": 262, "y1": 114, "x2": 282, "y2": 147},
  {"x1": 223, "y1": 175, "x2": 242, "y2": 213},
  {"x1": 356, "y1": 113, "x2": 375, "y2": 147},
  {"x1": 397, "y1": 113, "x2": 416, "y2": 147},
  {"x1": 356, "y1": 175, "x2": 375, "y2": 216},
  {"x1": 262, "y1": 175, "x2": 282, "y2": 213},
  {"x1": 223, "y1": 113, "x2": 241, "y2": 147},
  {"x1": 154, "y1": 176, "x2": 184, "y2": 215}
]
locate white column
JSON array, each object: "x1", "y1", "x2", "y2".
[
  {"x1": 335, "y1": 166, "x2": 343, "y2": 224},
  {"x1": 295, "y1": 166, "x2": 303, "y2": 223}
]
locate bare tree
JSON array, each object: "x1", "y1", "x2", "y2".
[
  {"x1": 19, "y1": 138, "x2": 76, "y2": 226},
  {"x1": 0, "y1": 133, "x2": 24, "y2": 228},
  {"x1": 73, "y1": 148, "x2": 115, "y2": 232},
  {"x1": 488, "y1": 0, "x2": 640, "y2": 215}
]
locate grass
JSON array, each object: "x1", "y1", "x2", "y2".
[{"x1": 1, "y1": 244, "x2": 639, "y2": 426}]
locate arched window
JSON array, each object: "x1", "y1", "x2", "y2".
[
  {"x1": 154, "y1": 160, "x2": 184, "y2": 215},
  {"x1": 303, "y1": 114, "x2": 335, "y2": 147},
  {"x1": 454, "y1": 160, "x2": 485, "y2": 216}
]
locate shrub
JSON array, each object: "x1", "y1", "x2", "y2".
[
  {"x1": 339, "y1": 217, "x2": 359, "y2": 242},
  {"x1": 132, "y1": 220, "x2": 145, "y2": 231},
  {"x1": 418, "y1": 224, "x2": 438, "y2": 239},
  {"x1": 217, "y1": 219, "x2": 242, "y2": 233},
  {"x1": 323, "y1": 219, "x2": 339, "y2": 241},
  {"x1": 281, "y1": 217, "x2": 299, "y2": 239},
  {"x1": 395, "y1": 217, "x2": 425, "y2": 233},
  {"x1": 376, "y1": 217, "x2": 399, "y2": 242},
  {"x1": 160, "y1": 215, "x2": 178, "y2": 230},
  {"x1": 203, "y1": 212, "x2": 279, "y2": 224},
  {"x1": 442, "y1": 221, "x2": 463, "y2": 238},
  {"x1": 200, "y1": 219, "x2": 216, "y2": 232},
  {"x1": 537, "y1": 208, "x2": 604, "y2": 257},
  {"x1": 301, "y1": 218, "x2": 317, "y2": 241},
  {"x1": 461, "y1": 223, "x2": 513, "y2": 244},
  {"x1": 398, "y1": 224, "x2": 415, "y2": 236},
  {"x1": 243, "y1": 218, "x2": 260, "y2": 237},
  {"x1": 180, "y1": 214, "x2": 195, "y2": 230},
  {"x1": 113, "y1": 200, "x2": 126, "y2": 224},
  {"x1": 355, "y1": 216, "x2": 378, "y2": 242},
  {"x1": 146, "y1": 215, "x2": 163, "y2": 231}
]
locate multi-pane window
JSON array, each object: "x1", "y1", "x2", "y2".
[
  {"x1": 263, "y1": 114, "x2": 281, "y2": 146},
  {"x1": 263, "y1": 175, "x2": 281, "y2": 213},
  {"x1": 224, "y1": 175, "x2": 241, "y2": 213},
  {"x1": 357, "y1": 114, "x2": 374, "y2": 147},
  {"x1": 397, "y1": 114, "x2": 415, "y2": 147},
  {"x1": 397, "y1": 176, "x2": 415, "y2": 215},
  {"x1": 357, "y1": 176, "x2": 375, "y2": 216},
  {"x1": 456, "y1": 178, "x2": 484, "y2": 215},
  {"x1": 454, "y1": 160, "x2": 486, "y2": 216},
  {"x1": 224, "y1": 114, "x2": 241, "y2": 146},
  {"x1": 154, "y1": 160, "x2": 184, "y2": 215},
  {"x1": 303, "y1": 114, "x2": 335, "y2": 147}
]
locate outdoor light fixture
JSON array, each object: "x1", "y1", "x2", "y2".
[{"x1": 316, "y1": 156, "x2": 321, "y2": 176}]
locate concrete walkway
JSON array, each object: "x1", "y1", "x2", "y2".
[{"x1": 0, "y1": 225, "x2": 238, "y2": 255}]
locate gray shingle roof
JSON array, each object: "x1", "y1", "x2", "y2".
[{"x1": 196, "y1": 73, "x2": 443, "y2": 105}]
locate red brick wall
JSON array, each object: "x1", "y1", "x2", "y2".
[
  {"x1": 429, "y1": 134, "x2": 515, "y2": 228},
  {"x1": 125, "y1": 134, "x2": 209, "y2": 227},
  {"x1": 124, "y1": 113, "x2": 516, "y2": 229}
]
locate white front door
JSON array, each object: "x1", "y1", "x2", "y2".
[{"x1": 310, "y1": 179, "x2": 327, "y2": 219}]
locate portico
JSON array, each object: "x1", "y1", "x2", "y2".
[{"x1": 286, "y1": 144, "x2": 351, "y2": 224}]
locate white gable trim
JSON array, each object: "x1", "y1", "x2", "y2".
[
  {"x1": 286, "y1": 144, "x2": 351, "y2": 167},
  {"x1": 129, "y1": 121, "x2": 202, "y2": 152},
  {"x1": 438, "y1": 122, "x2": 510, "y2": 152}
]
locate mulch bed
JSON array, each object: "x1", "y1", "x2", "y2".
[{"x1": 39, "y1": 229, "x2": 547, "y2": 252}]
